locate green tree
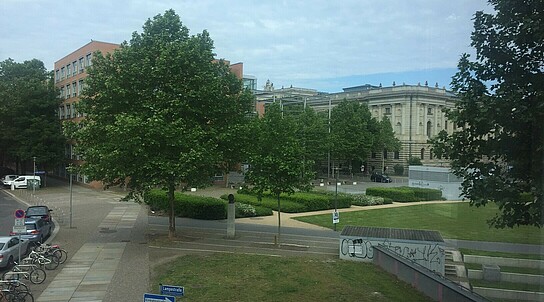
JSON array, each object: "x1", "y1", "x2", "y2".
[
  {"x1": 329, "y1": 101, "x2": 374, "y2": 173},
  {"x1": 71, "y1": 10, "x2": 253, "y2": 238},
  {"x1": 245, "y1": 103, "x2": 315, "y2": 245},
  {"x1": 0, "y1": 59, "x2": 64, "y2": 173},
  {"x1": 371, "y1": 116, "x2": 401, "y2": 172},
  {"x1": 431, "y1": 0, "x2": 543, "y2": 228},
  {"x1": 287, "y1": 105, "x2": 329, "y2": 175}
]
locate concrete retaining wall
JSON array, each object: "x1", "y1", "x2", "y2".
[
  {"x1": 468, "y1": 269, "x2": 544, "y2": 285},
  {"x1": 465, "y1": 255, "x2": 544, "y2": 269},
  {"x1": 473, "y1": 287, "x2": 544, "y2": 302},
  {"x1": 372, "y1": 246, "x2": 489, "y2": 302}
]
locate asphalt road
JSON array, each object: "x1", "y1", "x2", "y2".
[{"x1": 0, "y1": 187, "x2": 27, "y2": 236}]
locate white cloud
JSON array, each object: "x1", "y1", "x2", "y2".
[{"x1": 0, "y1": 0, "x2": 492, "y2": 91}]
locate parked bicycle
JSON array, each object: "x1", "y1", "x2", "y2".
[
  {"x1": 0, "y1": 280, "x2": 33, "y2": 302},
  {"x1": 33, "y1": 243, "x2": 67, "y2": 265},
  {"x1": 23, "y1": 251, "x2": 58, "y2": 271},
  {"x1": 1, "y1": 263, "x2": 46, "y2": 285}
]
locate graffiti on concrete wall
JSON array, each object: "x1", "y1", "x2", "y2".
[{"x1": 340, "y1": 237, "x2": 445, "y2": 274}]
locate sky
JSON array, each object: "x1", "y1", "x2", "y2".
[{"x1": 0, "y1": 0, "x2": 492, "y2": 93}]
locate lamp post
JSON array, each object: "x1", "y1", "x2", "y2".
[
  {"x1": 333, "y1": 167, "x2": 339, "y2": 231},
  {"x1": 32, "y1": 156, "x2": 36, "y2": 195}
]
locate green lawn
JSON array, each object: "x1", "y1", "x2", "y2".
[
  {"x1": 294, "y1": 202, "x2": 543, "y2": 245},
  {"x1": 151, "y1": 253, "x2": 433, "y2": 302}
]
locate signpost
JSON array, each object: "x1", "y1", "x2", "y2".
[
  {"x1": 13, "y1": 209, "x2": 26, "y2": 264},
  {"x1": 143, "y1": 293, "x2": 175, "y2": 302},
  {"x1": 332, "y1": 210, "x2": 339, "y2": 225},
  {"x1": 160, "y1": 284, "x2": 184, "y2": 297}
]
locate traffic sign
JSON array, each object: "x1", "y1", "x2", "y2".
[
  {"x1": 12, "y1": 226, "x2": 26, "y2": 234},
  {"x1": 14, "y1": 218, "x2": 24, "y2": 227},
  {"x1": 160, "y1": 284, "x2": 184, "y2": 297},
  {"x1": 14, "y1": 209, "x2": 25, "y2": 219},
  {"x1": 143, "y1": 293, "x2": 175, "y2": 302},
  {"x1": 332, "y1": 210, "x2": 339, "y2": 224}
]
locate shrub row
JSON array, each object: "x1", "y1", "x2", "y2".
[
  {"x1": 365, "y1": 186, "x2": 442, "y2": 202},
  {"x1": 144, "y1": 189, "x2": 273, "y2": 219},
  {"x1": 351, "y1": 194, "x2": 394, "y2": 206},
  {"x1": 226, "y1": 190, "x2": 351, "y2": 213}
]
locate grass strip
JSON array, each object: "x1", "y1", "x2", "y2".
[
  {"x1": 294, "y1": 203, "x2": 543, "y2": 245},
  {"x1": 151, "y1": 253, "x2": 433, "y2": 302}
]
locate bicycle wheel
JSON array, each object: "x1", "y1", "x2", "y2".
[
  {"x1": 14, "y1": 291, "x2": 34, "y2": 302},
  {"x1": 52, "y1": 249, "x2": 68, "y2": 264},
  {"x1": 28, "y1": 268, "x2": 46, "y2": 285},
  {"x1": 2, "y1": 271, "x2": 19, "y2": 282},
  {"x1": 43, "y1": 255, "x2": 59, "y2": 270}
]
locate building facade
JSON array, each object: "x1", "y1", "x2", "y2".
[
  {"x1": 53, "y1": 40, "x2": 120, "y2": 185},
  {"x1": 253, "y1": 82, "x2": 457, "y2": 175},
  {"x1": 54, "y1": 41, "x2": 247, "y2": 186}
]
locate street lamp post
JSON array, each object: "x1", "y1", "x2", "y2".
[{"x1": 33, "y1": 156, "x2": 36, "y2": 195}]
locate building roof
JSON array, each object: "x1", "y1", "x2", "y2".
[{"x1": 341, "y1": 226, "x2": 444, "y2": 242}]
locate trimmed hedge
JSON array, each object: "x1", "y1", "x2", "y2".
[
  {"x1": 351, "y1": 194, "x2": 394, "y2": 206},
  {"x1": 365, "y1": 186, "x2": 442, "y2": 202},
  {"x1": 145, "y1": 189, "x2": 226, "y2": 220},
  {"x1": 229, "y1": 189, "x2": 351, "y2": 212}
]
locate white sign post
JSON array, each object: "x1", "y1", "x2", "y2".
[{"x1": 332, "y1": 210, "x2": 339, "y2": 224}]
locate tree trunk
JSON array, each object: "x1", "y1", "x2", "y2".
[
  {"x1": 168, "y1": 183, "x2": 176, "y2": 239},
  {"x1": 277, "y1": 193, "x2": 281, "y2": 247}
]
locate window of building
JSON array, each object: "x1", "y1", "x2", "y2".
[
  {"x1": 86, "y1": 53, "x2": 92, "y2": 67},
  {"x1": 427, "y1": 121, "x2": 432, "y2": 138},
  {"x1": 420, "y1": 148, "x2": 425, "y2": 160},
  {"x1": 72, "y1": 103, "x2": 77, "y2": 118},
  {"x1": 55, "y1": 70, "x2": 60, "y2": 82},
  {"x1": 59, "y1": 106, "x2": 65, "y2": 119},
  {"x1": 66, "y1": 64, "x2": 71, "y2": 78},
  {"x1": 427, "y1": 107, "x2": 433, "y2": 115},
  {"x1": 371, "y1": 152, "x2": 376, "y2": 159},
  {"x1": 72, "y1": 82, "x2": 77, "y2": 97},
  {"x1": 445, "y1": 120, "x2": 448, "y2": 130},
  {"x1": 79, "y1": 57, "x2": 84, "y2": 72},
  {"x1": 66, "y1": 84, "x2": 71, "y2": 98},
  {"x1": 59, "y1": 87, "x2": 65, "y2": 99},
  {"x1": 394, "y1": 151, "x2": 400, "y2": 159},
  {"x1": 66, "y1": 104, "x2": 71, "y2": 118},
  {"x1": 61, "y1": 67, "x2": 65, "y2": 79},
  {"x1": 385, "y1": 107, "x2": 391, "y2": 115},
  {"x1": 78, "y1": 79, "x2": 84, "y2": 94},
  {"x1": 72, "y1": 61, "x2": 77, "y2": 75},
  {"x1": 383, "y1": 149, "x2": 388, "y2": 159}
]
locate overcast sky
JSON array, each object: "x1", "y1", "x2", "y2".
[{"x1": 0, "y1": 0, "x2": 492, "y2": 92}]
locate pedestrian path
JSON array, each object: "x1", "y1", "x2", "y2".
[{"x1": 37, "y1": 203, "x2": 141, "y2": 302}]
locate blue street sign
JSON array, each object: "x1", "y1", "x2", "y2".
[
  {"x1": 14, "y1": 209, "x2": 25, "y2": 219},
  {"x1": 143, "y1": 293, "x2": 175, "y2": 302},
  {"x1": 160, "y1": 284, "x2": 184, "y2": 297}
]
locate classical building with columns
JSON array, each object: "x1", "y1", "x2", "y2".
[{"x1": 255, "y1": 82, "x2": 457, "y2": 175}]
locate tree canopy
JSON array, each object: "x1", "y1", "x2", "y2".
[
  {"x1": 70, "y1": 10, "x2": 253, "y2": 237},
  {"x1": 431, "y1": 0, "x2": 543, "y2": 228},
  {"x1": 245, "y1": 103, "x2": 315, "y2": 244},
  {"x1": 0, "y1": 58, "x2": 64, "y2": 173}
]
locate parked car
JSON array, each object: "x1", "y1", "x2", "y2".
[
  {"x1": 2, "y1": 174, "x2": 19, "y2": 187},
  {"x1": 10, "y1": 218, "x2": 52, "y2": 244},
  {"x1": 11, "y1": 175, "x2": 41, "y2": 189},
  {"x1": 370, "y1": 172, "x2": 392, "y2": 183},
  {"x1": 25, "y1": 206, "x2": 52, "y2": 223},
  {"x1": 0, "y1": 236, "x2": 30, "y2": 268}
]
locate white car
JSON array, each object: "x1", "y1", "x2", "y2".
[
  {"x1": 0, "y1": 236, "x2": 30, "y2": 268},
  {"x1": 2, "y1": 174, "x2": 18, "y2": 186}
]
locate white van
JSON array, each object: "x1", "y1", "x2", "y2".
[
  {"x1": 12, "y1": 176, "x2": 41, "y2": 189},
  {"x1": 2, "y1": 175, "x2": 18, "y2": 186}
]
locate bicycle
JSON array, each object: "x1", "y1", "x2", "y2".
[
  {"x1": 0, "y1": 280, "x2": 33, "y2": 302},
  {"x1": 1, "y1": 263, "x2": 46, "y2": 285},
  {"x1": 23, "y1": 251, "x2": 59, "y2": 271},
  {"x1": 33, "y1": 243, "x2": 67, "y2": 264}
]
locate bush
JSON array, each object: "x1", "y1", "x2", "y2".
[
  {"x1": 145, "y1": 189, "x2": 226, "y2": 220},
  {"x1": 407, "y1": 157, "x2": 422, "y2": 165},
  {"x1": 393, "y1": 164, "x2": 404, "y2": 176},
  {"x1": 365, "y1": 186, "x2": 443, "y2": 202},
  {"x1": 366, "y1": 187, "x2": 419, "y2": 202},
  {"x1": 229, "y1": 190, "x2": 351, "y2": 212},
  {"x1": 351, "y1": 194, "x2": 394, "y2": 206}
]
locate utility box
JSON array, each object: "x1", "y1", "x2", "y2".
[
  {"x1": 340, "y1": 226, "x2": 446, "y2": 276},
  {"x1": 482, "y1": 264, "x2": 501, "y2": 281}
]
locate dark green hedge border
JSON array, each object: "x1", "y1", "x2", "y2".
[{"x1": 365, "y1": 186, "x2": 443, "y2": 202}]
